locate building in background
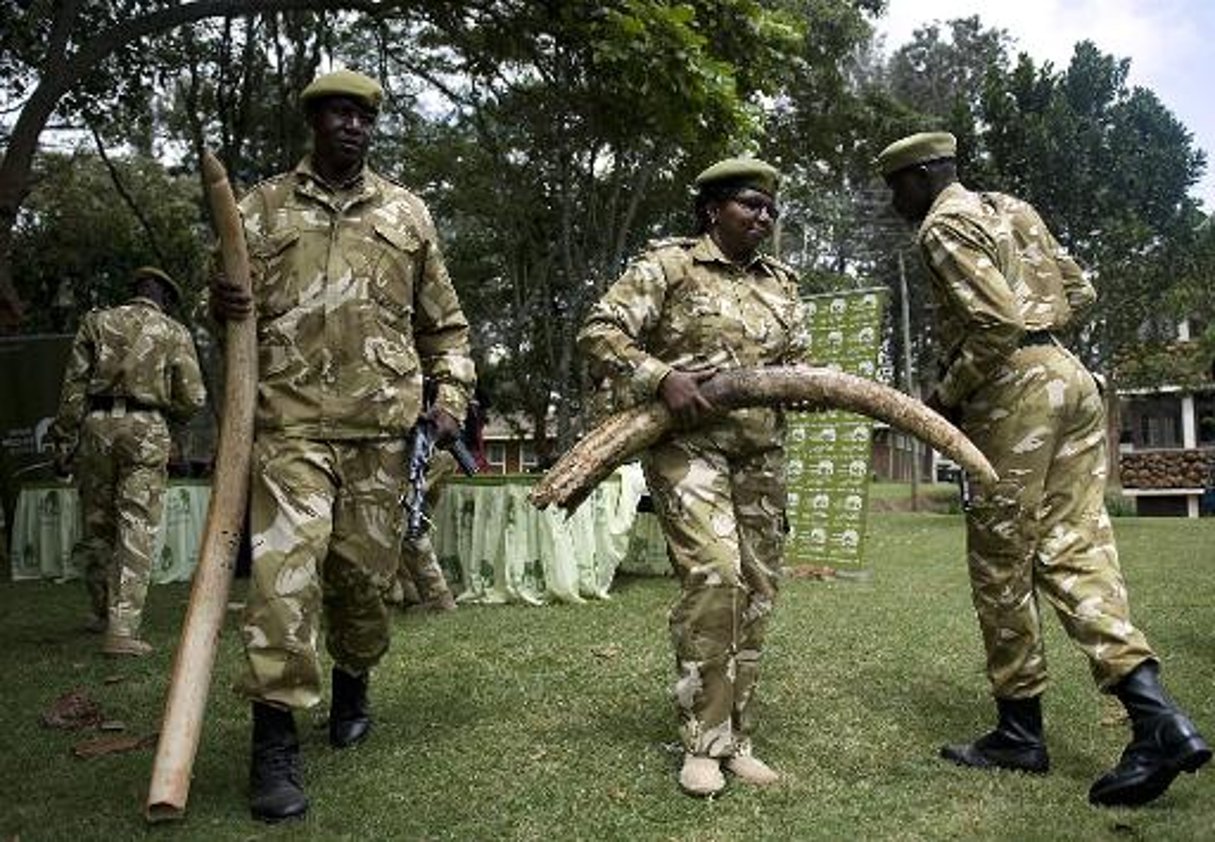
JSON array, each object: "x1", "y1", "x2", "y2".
[
  {"x1": 1115, "y1": 318, "x2": 1215, "y2": 517},
  {"x1": 870, "y1": 423, "x2": 936, "y2": 482},
  {"x1": 479, "y1": 413, "x2": 555, "y2": 475}
]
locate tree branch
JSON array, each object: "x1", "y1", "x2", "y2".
[{"x1": 87, "y1": 122, "x2": 167, "y2": 268}]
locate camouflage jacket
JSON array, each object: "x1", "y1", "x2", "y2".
[
  {"x1": 578, "y1": 234, "x2": 809, "y2": 415},
  {"x1": 917, "y1": 182, "x2": 1096, "y2": 407},
  {"x1": 239, "y1": 157, "x2": 475, "y2": 439},
  {"x1": 48, "y1": 296, "x2": 207, "y2": 455}
]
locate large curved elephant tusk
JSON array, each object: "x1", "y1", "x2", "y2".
[
  {"x1": 529, "y1": 364, "x2": 996, "y2": 513},
  {"x1": 146, "y1": 151, "x2": 257, "y2": 822}
]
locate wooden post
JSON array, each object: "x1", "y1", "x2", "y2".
[
  {"x1": 898, "y1": 250, "x2": 920, "y2": 510},
  {"x1": 145, "y1": 150, "x2": 256, "y2": 821}
]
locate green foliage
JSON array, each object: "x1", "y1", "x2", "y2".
[
  {"x1": 980, "y1": 41, "x2": 1206, "y2": 367},
  {"x1": 357, "y1": 0, "x2": 859, "y2": 449},
  {"x1": 12, "y1": 150, "x2": 207, "y2": 332},
  {"x1": 3, "y1": 2, "x2": 1210, "y2": 434},
  {"x1": 854, "y1": 20, "x2": 1208, "y2": 388},
  {"x1": 1112, "y1": 341, "x2": 1215, "y2": 392},
  {"x1": 157, "y1": 11, "x2": 337, "y2": 186},
  {"x1": 1174, "y1": 217, "x2": 1215, "y2": 359}
]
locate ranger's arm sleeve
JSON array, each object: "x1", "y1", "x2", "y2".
[
  {"x1": 576, "y1": 256, "x2": 671, "y2": 399},
  {"x1": 1043, "y1": 221, "x2": 1096, "y2": 323},
  {"x1": 45, "y1": 317, "x2": 96, "y2": 457},
  {"x1": 412, "y1": 205, "x2": 475, "y2": 421},
  {"x1": 780, "y1": 275, "x2": 812, "y2": 365},
  {"x1": 167, "y1": 327, "x2": 208, "y2": 421},
  {"x1": 921, "y1": 216, "x2": 1024, "y2": 408}
]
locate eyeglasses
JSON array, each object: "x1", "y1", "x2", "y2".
[{"x1": 731, "y1": 194, "x2": 781, "y2": 221}]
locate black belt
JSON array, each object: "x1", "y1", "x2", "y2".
[
  {"x1": 1019, "y1": 330, "x2": 1056, "y2": 348},
  {"x1": 88, "y1": 395, "x2": 160, "y2": 414}
]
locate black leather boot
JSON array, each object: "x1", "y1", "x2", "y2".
[
  {"x1": 329, "y1": 666, "x2": 372, "y2": 748},
  {"x1": 941, "y1": 695, "x2": 1050, "y2": 773},
  {"x1": 1089, "y1": 661, "x2": 1211, "y2": 807},
  {"x1": 249, "y1": 701, "x2": 308, "y2": 822}
]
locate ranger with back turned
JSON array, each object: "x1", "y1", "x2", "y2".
[{"x1": 875, "y1": 130, "x2": 1210, "y2": 808}]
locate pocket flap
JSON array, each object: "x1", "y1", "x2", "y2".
[
  {"x1": 370, "y1": 339, "x2": 418, "y2": 376},
  {"x1": 250, "y1": 227, "x2": 300, "y2": 259},
  {"x1": 373, "y1": 223, "x2": 421, "y2": 254}
]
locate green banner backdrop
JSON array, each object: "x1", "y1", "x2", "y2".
[{"x1": 785, "y1": 288, "x2": 888, "y2": 572}]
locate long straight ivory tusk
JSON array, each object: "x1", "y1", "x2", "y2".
[
  {"x1": 146, "y1": 151, "x2": 257, "y2": 822},
  {"x1": 529, "y1": 364, "x2": 997, "y2": 513}
]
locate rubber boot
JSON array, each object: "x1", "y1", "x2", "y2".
[
  {"x1": 940, "y1": 695, "x2": 1050, "y2": 774},
  {"x1": 329, "y1": 667, "x2": 372, "y2": 748},
  {"x1": 249, "y1": 702, "x2": 308, "y2": 822},
  {"x1": 1089, "y1": 661, "x2": 1211, "y2": 807}
]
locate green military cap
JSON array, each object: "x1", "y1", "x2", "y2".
[
  {"x1": 875, "y1": 131, "x2": 957, "y2": 177},
  {"x1": 694, "y1": 156, "x2": 781, "y2": 197},
  {"x1": 133, "y1": 265, "x2": 182, "y2": 303},
  {"x1": 299, "y1": 69, "x2": 383, "y2": 111}
]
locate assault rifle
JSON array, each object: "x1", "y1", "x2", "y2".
[{"x1": 404, "y1": 413, "x2": 479, "y2": 537}]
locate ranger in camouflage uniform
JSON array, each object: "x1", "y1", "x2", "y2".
[
  {"x1": 878, "y1": 131, "x2": 1209, "y2": 807},
  {"x1": 47, "y1": 266, "x2": 206, "y2": 656},
  {"x1": 579, "y1": 157, "x2": 809, "y2": 797},
  {"x1": 209, "y1": 69, "x2": 475, "y2": 823}
]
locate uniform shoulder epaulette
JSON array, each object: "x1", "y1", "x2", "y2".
[
  {"x1": 365, "y1": 168, "x2": 404, "y2": 193},
  {"x1": 241, "y1": 170, "x2": 293, "y2": 197},
  {"x1": 236, "y1": 170, "x2": 294, "y2": 202},
  {"x1": 645, "y1": 236, "x2": 697, "y2": 252},
  {"x1": 760, "y1": 252, "x2": 798, "y2": 277},
  {"x1": 374, "y1": 169, "x2": 413, "y2": 191}
]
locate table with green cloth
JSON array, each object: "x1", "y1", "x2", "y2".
[
  {"x1": 431, "y1": 463, "x2": 662, "y2": 604},
  {"x1": 8, "y1": 479, "x2": 210, "y2": 583}
]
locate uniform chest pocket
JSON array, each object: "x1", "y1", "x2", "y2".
[
  {"x1": 746, "y1": 284, "x2": 795, "y2": 346},
  {"x1": 248, "y1": 227, "x2": 301, "y2": 317},
  {"x1": 660, "y1": 282, "x2": 721, "y2": 335},
  {"x1": 370, "y1": 223, "x2": 421, "y2": 317}
]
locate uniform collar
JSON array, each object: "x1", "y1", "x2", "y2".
[
  {"x1": 294, "y1": 155, "x2": 378, "y2": 205},
  {"x1": 128, "y1": 295, "x2": 163, "y2": 312},
  {"x1": 691, "y1": 232, "x2": 773, "y2": 275},
  {"x1": 919, "y1": 181, "x2": 971, "y2": 231}
]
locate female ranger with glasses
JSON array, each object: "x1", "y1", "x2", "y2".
[{"x1": 578, "y1": 157, "x2": 809, "y2": 797}]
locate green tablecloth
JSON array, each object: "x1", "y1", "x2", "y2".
[
  {"x1": 8, "y1": 480, "x2": 210, "y2": 583},
  {"x1": 432, "y1": 464, "x2": 652, "y2": 604},
  {"x1": 9, "y1": 468, "x2": 668, "y2": 600}
]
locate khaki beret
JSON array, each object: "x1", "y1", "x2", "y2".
[
  {"x1": 133, "y1": 265, "x2": 182, "y2": 303},
  {"x1": 694, "y1": 156, "x2": 781, "y2": 197},
  {"x1": 300, "y1": 69, "x2": 383, "y2": 111},
  {"x1": 875, "y1": 131, "x2": 957, "y2": 177}
]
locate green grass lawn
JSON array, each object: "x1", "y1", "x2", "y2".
[{"x1": 1, "y1": 513, "x2": 1213, "y2": 841}]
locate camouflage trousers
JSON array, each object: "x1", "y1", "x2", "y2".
[
  {"x1": 961, "y1": 344, "x2": 1154, "y2": 699},
  {"x1": 643, "y1": 420, "x2": 786, "y2": 758},
  {"x1": 396, "y1": 533, "x2": 452, "y2": 604},
  {"x1": 71, "y1": 409, "x2": 170, "y2": 637},
  {"x1": 397, "y1": 451, "x2": 456, "y2": 604},
  {"x1": 238, "y1": 433, "x2": 408, "y2": 709}
]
